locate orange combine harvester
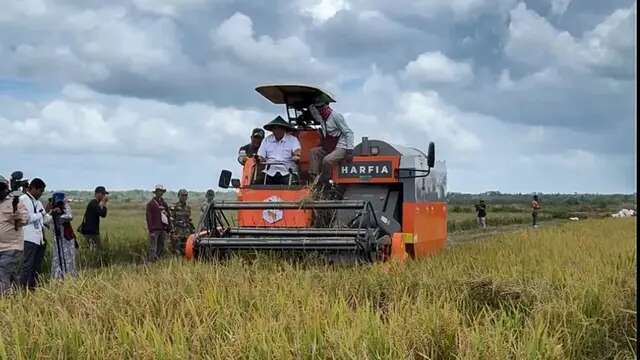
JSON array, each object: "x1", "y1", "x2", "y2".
[{"x1": 185, "y1": 85, "x2": 447, "y2": 262}]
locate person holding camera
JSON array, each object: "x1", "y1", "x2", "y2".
[
  {"x1": 19, "y1": 178, "x2": 50, "y2": 290},
  {"x1": 78, "y1": 186, "x2": 109, "y2": 250},
  {"x1": 46, "y1": 192, "x2": 77, "y2": 279},
  {"x1": 0, "y1": 176, "x2": 29, "y2": 295}
]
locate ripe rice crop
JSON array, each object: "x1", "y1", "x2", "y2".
[{"x1": 0, "y1": 216, "x2": 635, "y2": 359}]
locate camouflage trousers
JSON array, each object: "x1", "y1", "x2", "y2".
[
  {"x1": 170, "y1": 228, "x2": 191, "y2": 255},
  {"x1": 0, "y1": 250, "x2": 22, "y2": 295}
]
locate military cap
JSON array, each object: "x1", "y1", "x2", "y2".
[
  {"x1": 178, "y1": 189, "x2": 188, "y2": 196},
  {"x1": 251, "y1": 128, "x2": 265, "y2": 138}
]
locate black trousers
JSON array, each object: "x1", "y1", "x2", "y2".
[
  {"x1": 20, "y1": 241, "x2": 46, "y2": 290},
  {"x1": 265, "y1": 173, "x2": 298, "y2": 185}
]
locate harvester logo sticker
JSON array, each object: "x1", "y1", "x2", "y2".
[
  {"x1": 339, "y1": 161, "x2": 392, "y2": 178},
  {"x1": 262, "y1": 196, "x2": 284, "y2": 224}
]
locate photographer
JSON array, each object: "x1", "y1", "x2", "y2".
[
  {"x1": 19, "y1": 178, "x2": 50, "y2": 290},
  {"x1": 46, "y1": 192, "x2": 77, "y2": 279},
  {"x1": 78, "y1": 186, "x2": 109, "y2": 250},
  {"x1": 0, "y1": 176, "x2": 29, "y2": 295}
]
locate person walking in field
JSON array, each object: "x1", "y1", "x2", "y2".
[
  {"x1": 169, "y1": 189, "x2": 194, "y2": 256},
  {"x1": 475, "y1": 199, "x2": 487, "y2": 229},
  {"x1": 47, "y1": 192, "x2": 77, "y2": 279},
  {"x1": 532, "y1": 195, "x2": 541, "y2": 227},
  {"x1": 78, "y1": 186, "x2": 109, "y2": 250},
  {"x1": 146, "y1": 185, "x2": 171, "y2": 261},
  {"x1": 0, "y1": 176, "x2": 29, "y2": 295}
]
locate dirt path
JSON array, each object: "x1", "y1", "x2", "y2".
[{"x1": 447, "y1": 219, "x2": 567, "y2": 246}]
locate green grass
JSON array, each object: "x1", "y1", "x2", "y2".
[{"x1": 0, "y1": 209, "x2": 635, "y2": 359}]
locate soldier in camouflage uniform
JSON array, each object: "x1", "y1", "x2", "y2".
[{"x1": 169, "y1": 189, "x2": 194, "y2": 255}]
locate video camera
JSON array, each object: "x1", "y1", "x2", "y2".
[
  {"x1": 10, "y1": 171, "x2": 29, "y2": 193},
  {"x1": 47, "y1": 192, "x2": 67, "y2": 213}
]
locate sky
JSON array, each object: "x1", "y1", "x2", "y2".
[{"x1": 0, "y1": 0, "x2": 636, "y2": 193}]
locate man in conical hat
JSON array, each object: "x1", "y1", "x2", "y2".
[{"x1": 256, "y1": 116, "x2": 301, "y2": 185}]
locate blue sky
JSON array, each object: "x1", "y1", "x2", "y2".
[{"x1": 0, "y1": 0, "x2": 636, "y2": 193}]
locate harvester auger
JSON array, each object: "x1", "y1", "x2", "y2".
[{"x1": 185, "y1": 85, "x2": 447, "y2": 262}]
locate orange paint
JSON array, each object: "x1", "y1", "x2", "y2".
[
  {"x1": 237, "y1": 188, "x2": 313, "y2": 227},
  {"x1": 295, "y1": 129, "x2": 321, "y2": 176},
  {"x1": 402, "y1": 202, "x2": 448, "y2": 258},
  {"x1": 390, "y1": 233, "x2": 408, "y2": 262}
]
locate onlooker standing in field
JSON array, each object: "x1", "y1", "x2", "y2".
[
  {"x1": 0, "y1": 176, "x2": 29, "y2": 295},
  {"x1": 169, "y1": 189, "x2": 194, "y2": 255},
  {"x1": 47, "y1": 192, "x2": 77, "y2": 279},
  {"x1": 19, "y1": 178, "x2": 50, "y2": 290},
  {"x1": 532, "y1": 195, "x2": 541, "y2": 227},
  {"x1": 146, "y1": 185, "x2": 171, "y2": 261},
  {"x1": 475, "y1": 199, "x2": 487, "y2": 229},
  {"x1": 200, "y1": 189, "x2": 215, "y2": 229},
  {"x1": 78, "y1": 186, "x2": 109, "y2": 250}
]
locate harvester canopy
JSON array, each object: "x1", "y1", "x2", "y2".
[{"x1": 255, "y1": 85, "x2": 336, "y2": 107}]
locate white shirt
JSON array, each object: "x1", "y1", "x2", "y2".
[
  {"x1": 257, "y1": 133, "x2": 301, "y2": 176},
  {"x1": 19, "y1": 193, "x2": 50, "y2": 245}
]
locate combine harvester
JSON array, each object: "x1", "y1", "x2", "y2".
[{"x1": 185, "y1": 85, "x2": 447, "y2": 262}]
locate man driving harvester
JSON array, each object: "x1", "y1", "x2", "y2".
[
  {"x1": 308, "y1": 94, "x2": 354, "y2": 184},
  {"x1": 256, "y1": 116, "x2": 301, "y2": 185}
]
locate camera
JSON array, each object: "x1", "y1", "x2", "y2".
[{"x1": 10, "y1": 171, "x2": 29, "y2": 193}]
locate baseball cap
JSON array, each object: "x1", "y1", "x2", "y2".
[
  {"x1": 251, "y1": 128, "x2": 265, "y2": 138},
  {"x1": 95, "y1": 186, "x2": 109, "y2": 194},
  {"x1": 154, "y1": 184, "x2": 166, "y2": 192},
  {"x1": 52, "y1": 192, "x2": 65, "y2": 203}
]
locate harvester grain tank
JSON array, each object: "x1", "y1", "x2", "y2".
[{"x1": 185, "y1": 85, "x2": 447, "y2": 262}]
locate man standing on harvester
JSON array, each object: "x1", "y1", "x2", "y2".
[
  {"x1": 170, "y1": 189, "x2": 194, "y2": 256},
  {"x1": 308, "y1": 94, "x2": 354, "y2": 184}
]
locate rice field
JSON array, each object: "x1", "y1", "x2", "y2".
[{"x1": 0, "y1": 202, "x2": 635, "y2": 359}]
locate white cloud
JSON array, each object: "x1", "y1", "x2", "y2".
[
  {"x1": 351, "y1": 0, "x2": 517, "y2": 20},
  {"x1": 506, "y1": 2, "x2": 636, "y2": 77},
  {"x1": 301, "y1": 0, "x2": 350, "y2": 23},
  {"x1": 0, "y1": 84, "x2": 270, "y2": 158},
  {"x1": 132, "y1": 0, "x2": 208, "y2": 16},
  {"x1": 550, "y1": 0, "x2": 572, "y2": 16},
  {"x1": 212, "y1": 12, "x2": 327, "y2": 74},
  {"x1": 404, "y1": 51, "x2": 474, "y2": 84}
]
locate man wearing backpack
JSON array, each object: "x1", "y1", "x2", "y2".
[{"x1": 78, "y1": 186, "x2": 109, "y2": 250}]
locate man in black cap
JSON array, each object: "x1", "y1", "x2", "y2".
[
  {"x1": 257, "y1": 116, "x2": 301, "y2": 185},
  {"x1": 238, "y1": 128, "x2": 265, "y2": 165},
  {"x1": 78, "y1": 186, "x2": 109, "y2": 250}
]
